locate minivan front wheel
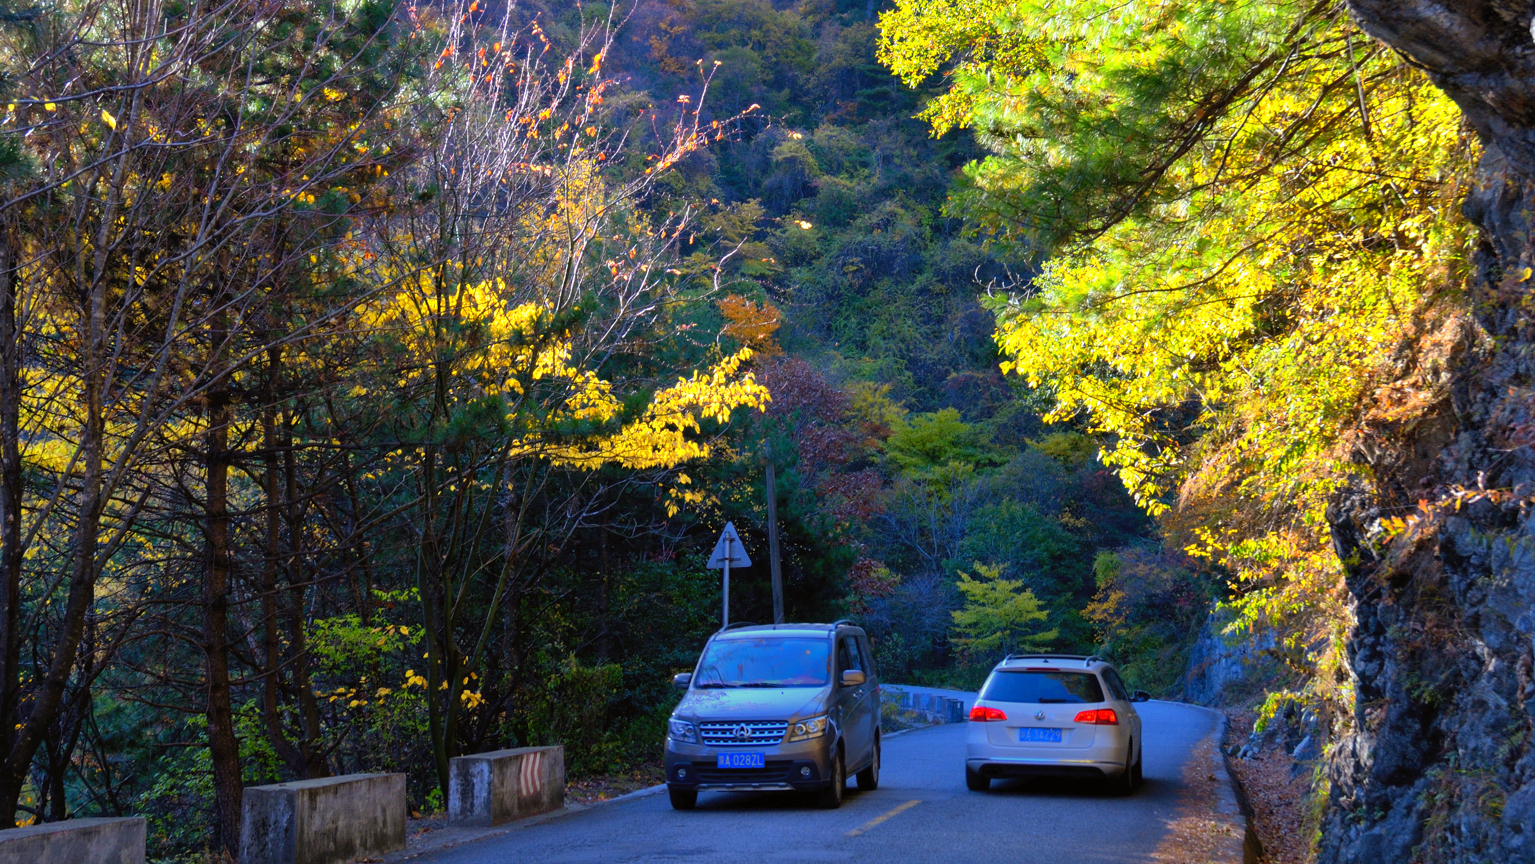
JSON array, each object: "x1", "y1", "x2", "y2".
[
  {"x1": 668, "y1": 787, "x2": 697, "y2": 810},
  {"x1": 817, "y1": 749, "x2": 845, "y2": 809},
  {"x1": 856, "y1": 736, "x2": 880, "y2": 791}
]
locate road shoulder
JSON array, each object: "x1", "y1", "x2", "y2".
[
  {"x1": 1147, "y1": 704, "x2": 1261, "y2": 864},
  {"x1": 384, "y1": 785, "x2": 668, "y2": 861}
]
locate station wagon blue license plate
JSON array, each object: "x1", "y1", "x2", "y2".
[
  {"x1": 716, "y1": 752, "x2": 766, "y2": 769},
  {"x1": 1019, "y1": 727, "x2": 1063, "y2": 743}
]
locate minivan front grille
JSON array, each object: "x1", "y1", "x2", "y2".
[
  {"x1": 698, "y1": 720, "x2": 788, "y2": 746},
  {"x1": 692, "y1": 760, "x2": 795, "y2": 784}
]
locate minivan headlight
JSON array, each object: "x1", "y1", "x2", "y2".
[
  {"x1": 668, "y1": 719, "x2": 698, "y2": 744},
  {"x1": 788, "y1": 715, "x2": 828, "y2": 741}
]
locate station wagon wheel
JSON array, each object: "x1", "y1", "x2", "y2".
[
  {"x1": 669, "y1": 787, "x2": 697, "y2": 810},
  {"x1": 965, "y1": 765, "x2": 989, "y2": 791},
  {"x1": 856, "y1": 735, "x2": 880, "y2": 791},
  {"x1": 1131, "y1": 743, "x2": 1143, "y2": 788},
  {"x1": 817, "y1": 748, "x2": 845, "y2": 809},
  {"x1": 1107, "y1": 742, "x2": 1136, "y2": 796}
]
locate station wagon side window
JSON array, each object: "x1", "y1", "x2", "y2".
[{"x1": 1101, "y1": 668, "x2": 1130, "y2": 701}]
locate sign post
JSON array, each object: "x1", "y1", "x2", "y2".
[{"x1": 706, "y1": 522, "x2": 751, "y2": 629}]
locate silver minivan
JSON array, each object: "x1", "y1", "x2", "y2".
[{"x1": 664, "y1": 621, "x2": 881, "y2": 810}]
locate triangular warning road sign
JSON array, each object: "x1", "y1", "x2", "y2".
[{"x1": 706, "y1": 522, "x2": 751, "y2": 569}]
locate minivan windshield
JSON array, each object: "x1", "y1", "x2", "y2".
[
  {"x1": 693, "y1": 637, "x2": 831, "y2": 688},
  {"x1": 982, "y1": 670, "x2": 1105, "y2": 704}
]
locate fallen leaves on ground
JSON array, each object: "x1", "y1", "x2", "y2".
[
  {"x1": 1225, "y1": 712, "x2": 1315, "y2": 864},
  {"x1": 566, "y1": 763, "x2": 666, "y2": 805},
  {"x1": 1150, "y1": 728, "x2": 1246, "y2": 864}
]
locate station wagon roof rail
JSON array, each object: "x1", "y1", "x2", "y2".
[{"x1": 1001, "y1": 653, "x2": 1103, "y2": 667}]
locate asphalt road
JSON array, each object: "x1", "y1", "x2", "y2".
[{"x1": 408, "y1": 700, "x2": 1216, "y2": 864}]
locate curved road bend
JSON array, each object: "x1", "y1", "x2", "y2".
[{"x1": 404, "y1": 701, "x2": 1216, "y2": 864}]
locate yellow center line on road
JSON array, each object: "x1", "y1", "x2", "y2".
[{"x1": 845, "y1": 799, "x2": 922, "y2": 837}]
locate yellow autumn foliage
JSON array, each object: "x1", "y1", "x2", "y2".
[{"x1": 884, "y1": 0, "x2": 1479, "y2": 713}]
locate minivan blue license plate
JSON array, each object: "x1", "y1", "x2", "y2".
[
  {"x1": 716, "y1": 752, "x2": 765, "y2": 769},
  {"x1": 1019, "y1": 727, "x2": 1063, "y2": 743}
]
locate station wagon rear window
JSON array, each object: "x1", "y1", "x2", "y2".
[
  {"x1": 693, "y1": 637, "x2": 831, "y2": 688},
  {"x1": 982, "y1": 670, "x2": 1105, "y2": 704}
]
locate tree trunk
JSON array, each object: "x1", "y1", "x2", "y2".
[
  {"x1": 261, "y1": 348, "x2": 305, "y2": 779},
  {"x1": 596, "y1": 526, "x2": 610, "y2": 661},
  {"x1": 0, "y1": 236, "x2": 110, "y2": 827},
  {"x1": 501, "y1": 579, "x2": 525, "y2": 739},
  {"x1": 283, "y1": 414, "x2": 329, "y2": 779},
  {"x1": 766, "y1": 457, "x2": 784, "y2": 624},
  {"x1": 203, "y1": 374, "x2": 244, "y2": 857},
  {"x1": 0, "y1": 231, "x2": 23, "y2": 823},
  {"x1": 341, "y1": 453, "x2": 375, "y2": 626}
]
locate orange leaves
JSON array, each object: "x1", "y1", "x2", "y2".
[{"x1": 718, "y1": 295, "x2": 782, "y2": 356}]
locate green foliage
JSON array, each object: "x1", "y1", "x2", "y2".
[
  {"x1": 886, "y1": 409, "x2": 992, "y2": 472},
  {"x1": 1030, "y1": 432, "x2": 1096, "y2": 466},
  {"x1": 950, "y1": 562, "x2": 1057, "y2": 659},
  {"x1": 1085, "y1": 549, "x2": 1211, "y2": 696},
  {"x1": 521, "y1": 657, "x2": 625, "y2": 776}
]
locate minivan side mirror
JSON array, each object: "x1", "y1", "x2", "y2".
[
  {"x1": 841, "y1": 670, "x2": 866, "y2": 687},
  {"x1": 1131, "y1": 690, "x2": 1151, "y2": 703},
  {"x1": 673, "y1": 672, "x2": 692, "y2": 690}
]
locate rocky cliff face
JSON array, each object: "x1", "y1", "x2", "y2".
[{"x1": 1323, "y1": 3, "x2": 1535, "y2": 861}]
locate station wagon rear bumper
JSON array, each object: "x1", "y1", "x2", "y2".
[{"x1": 967, "y1": 756, "x2": 1126, "y2": 778}]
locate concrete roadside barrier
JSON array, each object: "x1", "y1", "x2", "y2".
[
  {"x1": 946, "y1": 697, "x2": 965, "y2": 723},
  {"x1": 0, "y1": 816, "x2": 145, "y2": 864},
  {"x1": 449, "y1": 745, "x2": 564, "y2": 827},
  {"x1": 884, "y1": 685, "x2": 974, "y2": 726},
  {"x1": 240, "y1": 773, "x2": 406, "y2": 864}
]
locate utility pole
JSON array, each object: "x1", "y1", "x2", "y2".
[{"x1": 765, "y1": 456, "x2": 784, "y2": 624}]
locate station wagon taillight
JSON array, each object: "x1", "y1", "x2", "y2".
[
  {"x1": 969, "y1": 704, "x2": 1007, "y2": 722},
  {"x1": 1073, "y1": 708, "x2": 1119, "y2": 725}
]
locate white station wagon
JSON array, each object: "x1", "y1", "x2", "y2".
[{"x1": 965, "y1": 654, "x2": 1149, "y2": 794}]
